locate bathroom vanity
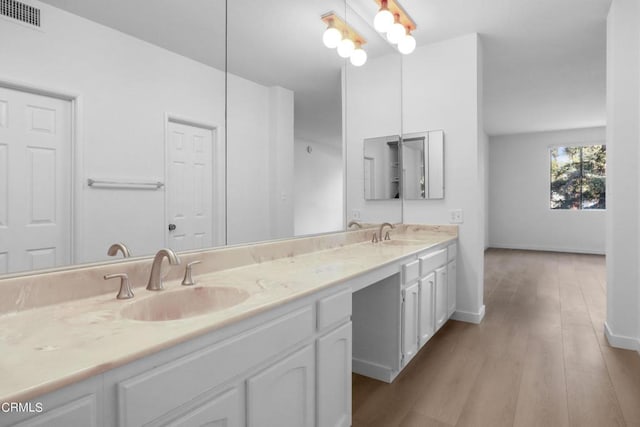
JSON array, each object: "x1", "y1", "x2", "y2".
[{"x1": 0, "y1": 225, "x2": 457, "y2": 427}]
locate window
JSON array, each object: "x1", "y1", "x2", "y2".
[{"x1": 550, "y1": 145, "x2": 606, "y2": 210}]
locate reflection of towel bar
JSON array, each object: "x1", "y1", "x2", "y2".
[{"x1": 87, "y1": 179, "x2": 164, "y2": 190}]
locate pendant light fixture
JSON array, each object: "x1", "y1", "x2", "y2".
[
  {"x1": 397, "y1": 28, "x2": 416, "y2": 54},
  {"x1": 321, "y1": 12, "x2": 368, "y2": 66},
  {"x1": 322, "y1": 18, "x2": 342, "y2": 48},
  {"x1": 373, "y1": 0, "x2": 394, "y2": 33},
  {"x1": 373, "y1": 0, "x2": 417, "y2": 55}
]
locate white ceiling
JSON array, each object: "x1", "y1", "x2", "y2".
[{"x1": 39, "y1": 0, "x2": 611, "y2": 138}]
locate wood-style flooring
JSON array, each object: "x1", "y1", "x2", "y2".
[{"x1": 352, "y1": 249, "x2": 640, "y2": 427}]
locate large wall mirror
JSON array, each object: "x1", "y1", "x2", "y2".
[
  {"x1": 0, "y1": 0, "x2": 347, "y2": 276},
  {"x1": 344, "y1": 1, "x2": 402, "y2": 224}
]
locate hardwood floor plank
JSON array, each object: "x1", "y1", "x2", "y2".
[
  {"x1": 600, "y1": 346, "x2": 640, "y2": 425},
  {"x1": 513, "y1": 336, "x2": 570, "y2": 427},
  {"x1": 565, "y1": 367, "x2": 626, "y2": 427}
]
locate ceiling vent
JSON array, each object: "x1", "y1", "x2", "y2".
[{"x1": 0, "y1": 0, "x2": 40, "y2": 27}]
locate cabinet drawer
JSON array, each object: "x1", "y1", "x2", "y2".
[
  {"x1": 419, "y1": 249, "x2": 447, "y2": 276},
  {"x1": 317, "y1": 288, "x2": 352, "y2": 330},
  {"x1": 402, "y1": 260, "x2": 420, "y2": 284},
  {"x1": 448, "y1": 243, "x2": 457, "y2": 261},
  {"x1": 117, "y1": 306, "x2": 314, "y2": 426}
]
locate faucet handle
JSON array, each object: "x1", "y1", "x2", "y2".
[
  {"x1": 104, "y1": 273, "x2": 134, "y2": 299},
  {"x1": 372, "y1": 233, "x2": 379, "y2": 243},
  {"x1": 385, "y1": 231, "x2": 391, "y2": 241},
  {"x1": 181, "y1": 260, "x2": 202, "y2": 286}
]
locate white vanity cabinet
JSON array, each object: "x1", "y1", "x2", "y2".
[
  {"x1": 401, "y1": 281, "x2": 420, "y2": 365},
  {"x1": 447, "y1": 244, "x2": 457, "y2": 317},
  {"x1": 2, "y1": 285, "x2": 352, "y2": 427},
  {"x1": 3, "y1": 378, "x2": 102, "y2": 427},
  {"x1": 418, "y1": 273, "x2": 436, "y2": 347},
  {"x1": 247, "y1": 344, "x2": 315, "y2": 427},
  {"x1": 434, "y1": 266, "x2": 448, "y2": 331},
  {"x1": 352, "y1": 240, "x2": 457, "y2": 382}
]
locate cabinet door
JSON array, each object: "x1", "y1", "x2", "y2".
[
  {"x1": 9, "y1": 395, "x2": 98, "y2": 427},
  {"x1": 317, "y1": 322, "x2": 352, "y2": 427},
  {"x1": 447, "y1": 260, "x2": 457, "y2": 318},
  {"x1": 419, "y1": 273, "x2": 435, "y2": 347},
  {"x1": 402, "y1": 282, "x2": 420, "y2": 366},
  {"x1": 247, "y1": 344, "x2": 315, "y2": 427},
  {"x1": 161, "y1": 387, "x2": 242, "y2": 427},
  {"x1": 435, "y1": 266, "x2": 448, "y2": 331}
]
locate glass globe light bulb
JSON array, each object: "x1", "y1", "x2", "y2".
[
  {"x1": 387, "y1": 21, "x2": 406, "y2": 44},
  {"x1": 398, "y1": 33, "x2": 416, "y2": 54},
  {"x1": 323, "y1": 26, "x2": 342, "y2": 49},
  {"x1": 350, "y1": 47, "x2": 367, "y2": 66},
  {"x1": 337, "y1": 38, "x2": 355, "y2": 58},
  {"x1": 374, "y1": 9, "x2": 394, "y2": 33}
]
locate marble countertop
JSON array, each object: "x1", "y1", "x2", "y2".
[{"x1": 0, "y1": 225, "x2": 456, "y2": 402}]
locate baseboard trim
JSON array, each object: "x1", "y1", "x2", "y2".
[
  {"x1": 352, "y1": 358, "x2": 396, "y2": 383},
  {"x1": 604, "y1": 322, "x2": 640, "y2": 351},
  {"x1": 451, "y1": 305, "x2": 485, "y2": 324},
  {"x1": 488, "y1": 243, "x2": 605, "y2": 255}
]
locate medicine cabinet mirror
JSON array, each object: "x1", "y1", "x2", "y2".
[{"x1": 362, "y1": 130, "x2": 445, "y2": 201}]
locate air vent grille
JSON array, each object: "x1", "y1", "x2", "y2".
[{"x1": 0, "y1": 0, "x2": 40, "y2": 27}]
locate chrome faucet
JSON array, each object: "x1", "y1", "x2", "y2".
[
  {"x1": 379, "y1": 222, "x2": 394, "y2": 241},
  {"x1": 107, "y1": 242, "x2": 130, "y2": 258},
  {"x1": 146, "y1": 248, "x2": 180, "y2": 291},
  {"x1": 348, "y1": 220, "x2": 363, "y2": 229}
]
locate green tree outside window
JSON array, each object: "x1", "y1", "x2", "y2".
[{"x1": 550, "y1": 145, "x2": 606, "y2": 210}]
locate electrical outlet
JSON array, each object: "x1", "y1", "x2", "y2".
[
  {"x1": 449, "y1": 209, "x2": 463, "y2": 224},
  {"x1": 352, "y1": 209, "x2": 361, "y2": 220}
]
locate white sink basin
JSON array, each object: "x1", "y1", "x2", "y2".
[{"x1": 121, "y1": 286, "x2": 250, "y2": 321}]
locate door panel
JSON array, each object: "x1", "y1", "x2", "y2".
[
  {"x1": 435, "y1": 266, "x2": 448, "y2": 331},
  {"x1": 419, "y1": 273, "x2": 435, "y2": 347},
  {"x1": 167, "y1": 120, "x2": 214, "y2": 251},
  {"x1": 402, "y1": 282, "x2": 419, "y2": 366},
  {"x1": 246, "y1": 344, "x2": 314, "y2": 427},
  {"x1": 0, "y1": 87, "x2": 71, "y2": 274}
]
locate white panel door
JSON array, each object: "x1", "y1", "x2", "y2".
[
  {"x1": 246, "y1": 344, "x2": 315, "y2": 427},
  {"x1": 0, "y1": 87, "x2": 71, "y2": 274},
  {"x1": 419, "y1": 273, "x2": 435, "y2": 347},
  {"x1": 166, "y1": 120, "x2": 213, "y2": 252},
  {"x1": 402, "y1": 281, "x2": 419, "y2": 367}
]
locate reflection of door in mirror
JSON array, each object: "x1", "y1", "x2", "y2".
[
  {"x1": 363, "y1": 135, "x2": 400, "y2": 200},
  {"x1": 401, "y1": 130, "x2": 445, "y2": 200},
  {"x1": 0, "y1": 86, "x2": 72, "y2": 274},
  {"x1": 166, "y1": 118, "x2": 224, "y2": 252},
  {"x1": 363, "y1": 157, "x2": 375, "y2": 200},
  {"x1": 402, "y1": 136, "x2": 426, "y2": 200}
]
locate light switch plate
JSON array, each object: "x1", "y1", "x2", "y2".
[{"x1": 449, "y1": 209, "x2": 463, "y2": 224}]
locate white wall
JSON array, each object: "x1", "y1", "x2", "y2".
[
  {"x1": 294, "y1": 139, "x2": 343, "y2": 236},
  {"x1": 489, "y1": 127, "x2": 606, "y2": 254},
  {"x1": 346, "y1": 34, "x2": 485, "y2": 323},
  {"x1": 345, "y1": 52, "x2": 403, "y2": 224},
  {"x1": 401, "y1": 34, "x2": 485, "y2": 323},
  {"x1": 606, "y1": 0, "x2": 640, "y2": 352},
  {"x1": 0, "y1": 1, "x2": 293, "y2": 262}
]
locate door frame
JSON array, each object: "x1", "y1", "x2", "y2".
[
  {"x1": 164, "y1": 113, "x2": 226, "y2": 248},
  {"x1": 0, "y1": 77, "x2": 82, "y2": 266}
]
